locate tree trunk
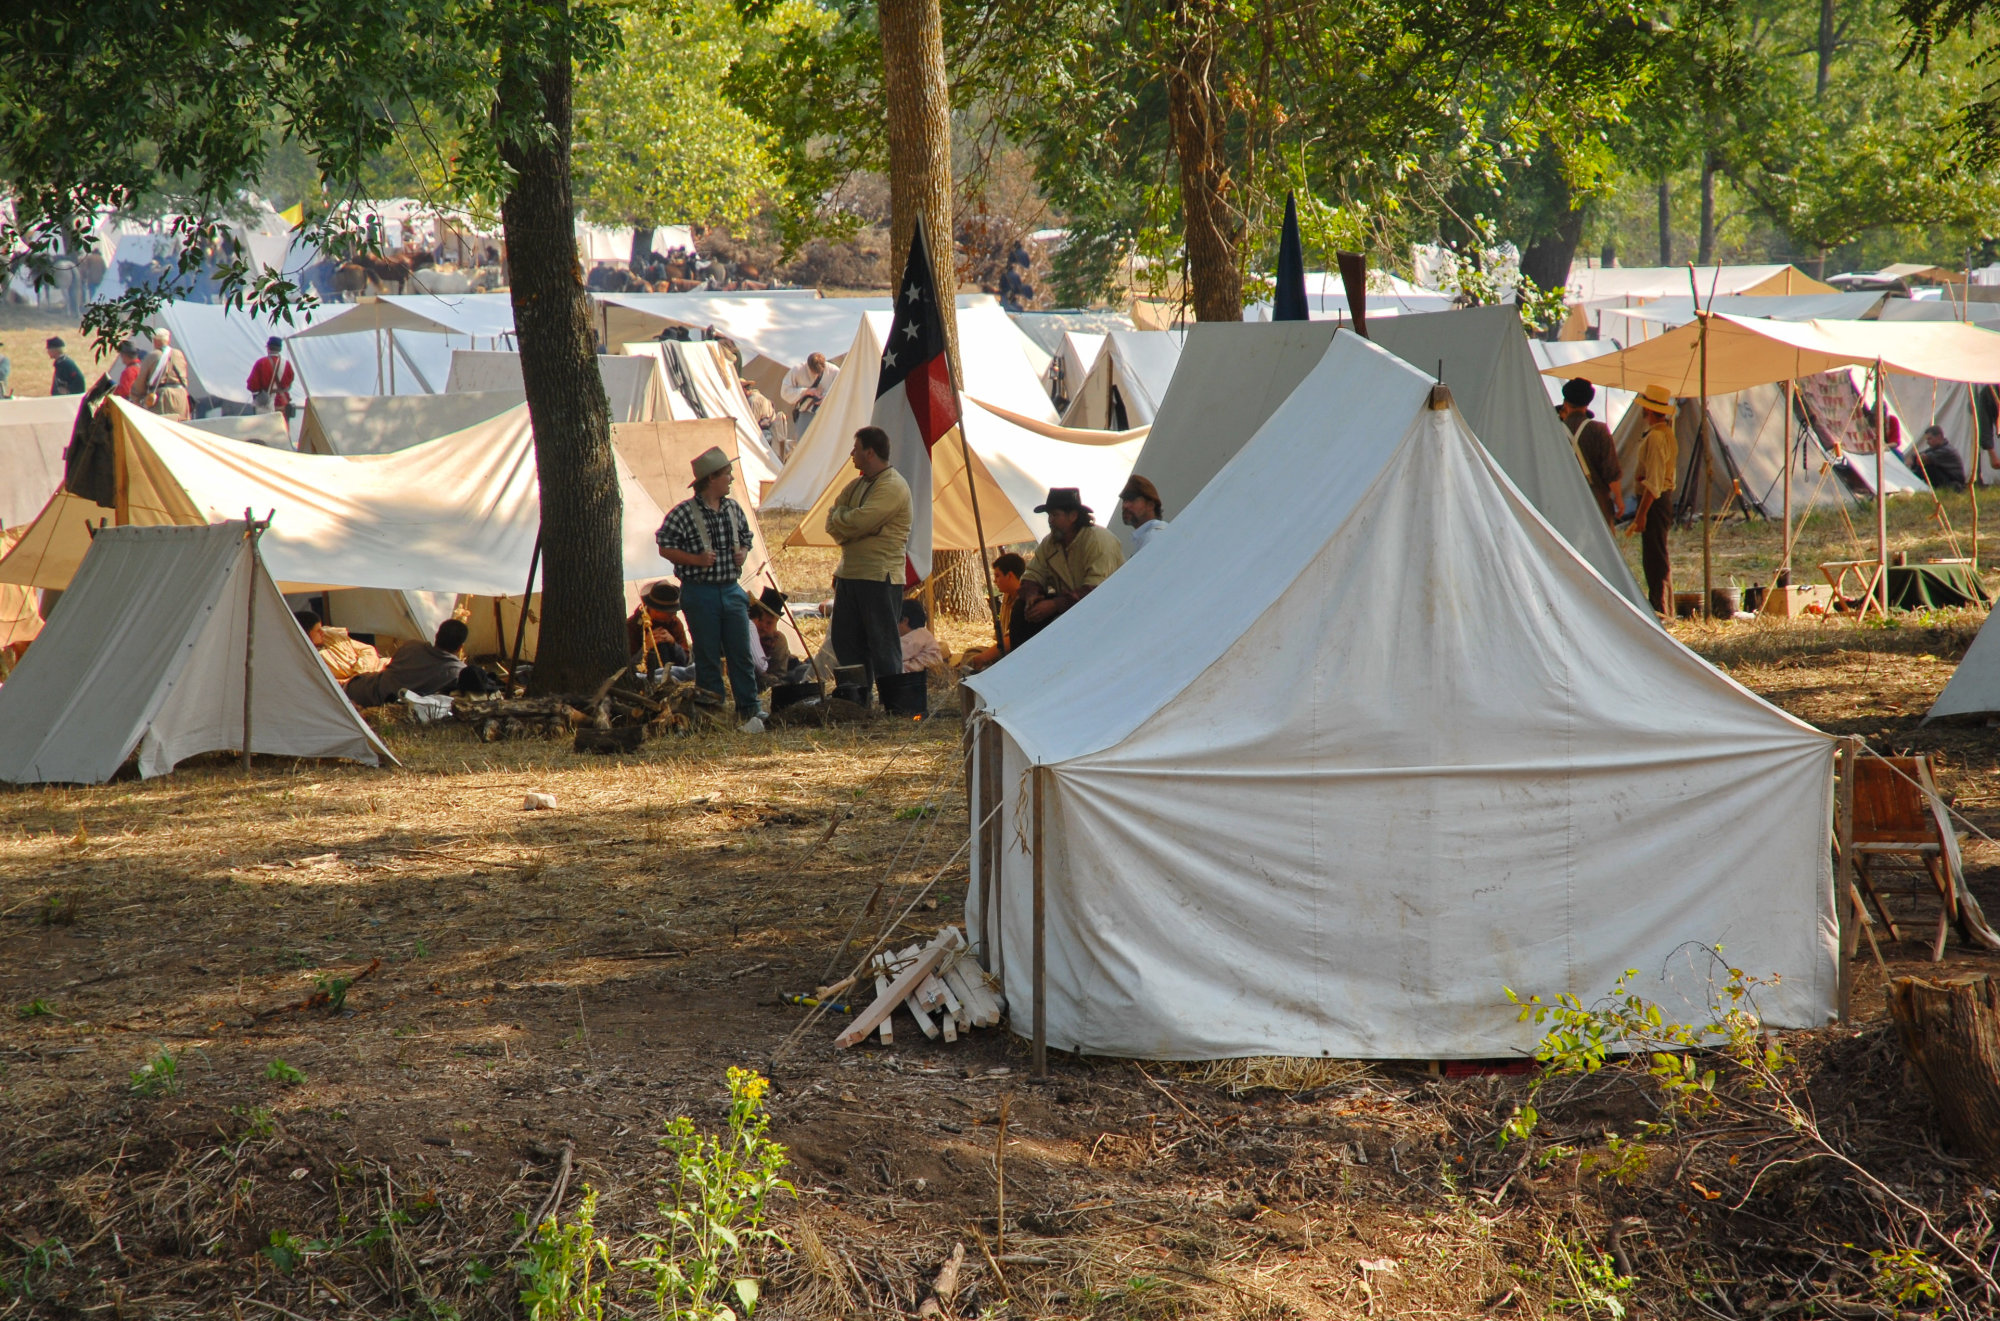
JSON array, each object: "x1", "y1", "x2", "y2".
[
  {"x1": 1697, "y1": 152, "x2": 1717, "y2": 265},
  {"x1": 930, "y1": 549, "x2": 988, "y2": 620},
  {"x1": 1887, "y1": 975, "x2": 2000, "y2": 1168},
  {"x1": 878, "y1": 0, "x2": 959, "y2": 373},
  {"x1": 1657, "y1": 176, "x2": 1672, "y2": 266},
  {"x1": 630, "y1": 225, "x2": 655, "y2": 268},
  {"x1": 498, "y1": 21, "x2": 626, "y2": 695},
  {"x1": 1166, "y1": 0, "x2": 1241, "y2": 322},
  {"x1": 1817, "y1": 0, "x2": 1836, "y2": 97}
]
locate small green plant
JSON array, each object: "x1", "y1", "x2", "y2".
[
  {"x1": 314, "y1": 973, "x2": 353, "y2": 1012},
  {"x1": 266, "y1": 1058, "x2": 307, "y2": 1085},
  {"x1": 263, "y1": 1229, "x2": 307, "y2": 1275},
  {"x1": 279, "y1": 948, "x2": 316, "y2": 969},
  {"x1": 15, "y1": 998, "x2": 54, "y2": 1019},
  {"x1": 1863, "y1": 1245, "x2": 1949, "y2": 1307},
  {"x1": 626, "y1": 1066, "x2": 792, "y2": 1320},
  {"x1": 516, "y1": 1186, "x2": 609, "y2": 1321},
  {"x1": 893, "y1": 804, "x2": 938, "y2": 820},
  {"x1": 2, "y1": 1236, "x2": 71, "y2": 1300},
  {"x1": 414, "y1": 938, "x2": 431, "y2": 959},
  {"x1": 129, "y1": 1048, "x2": 183, "y2": 1097},
  {"x1": 37, "y1": 894, "x2": 77, "y2": 927},
  {"x1": 228, "y1": 1105, "x2": 277, "y2": 1147},
  {"x1": 1548, "y1": 1229, "x2": 1633, "y2": 1318}
]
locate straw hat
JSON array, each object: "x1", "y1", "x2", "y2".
[
  {"x1": 690, "y1": 445, "x2": 732, "y2": 486},
  {"x1": 1638, "y1": 383, "x2": 1678, "y2": 418}
]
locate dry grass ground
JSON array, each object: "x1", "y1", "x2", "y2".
[
  {"x1": 0, "y1": 305, "x2": 115, "y2": 398},
  {"x1": 7, "y1": 503, "x2": 2000, "y2": 1319}
]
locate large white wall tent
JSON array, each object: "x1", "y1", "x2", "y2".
[
  {"x1": 0, "y1": 395, "x2": 77, "y2": 529},
  {"x1": 1606, "y1": 385, "x2": 1864, "y2": 519},
  {"x1": 963, "y1": 333, "x2": 1838, "y2": 1060},
  {"x1": 762, "y1": 306, "x2": 1062, "y2": 511},
  {"x1": 0, "y1": 522, "x2": 392, "y2": 784},
  {"x1": 621, "y1": 340, "x2": 781, "y2": 485},
  {"x1": 1058, "y1": 331, "x2": 1183, "y2": 430}
]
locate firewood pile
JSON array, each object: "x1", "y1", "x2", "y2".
[
  {"x1": 450, "y1": 677, "x2": 718, "y2": 749},
  {"x1": 833, "y1": 927, "x2": 1006, "y2": 1047}
]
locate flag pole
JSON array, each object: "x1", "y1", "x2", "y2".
[{"x1": 926, "y1": 216, "x2": 1005, "y2": 654}]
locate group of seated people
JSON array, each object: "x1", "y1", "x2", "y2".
[{"x1": 626, "y1": 580, "x2": 814, "y2": 691}]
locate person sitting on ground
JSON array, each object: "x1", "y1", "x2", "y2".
[
  {"x1": 626, "y1": 580, "x2": 691, "y2": 674},
  {"x1": 1119, "y1": 474, "x2": 1169, "y2": 551},
  {"x1": 1556, "y1": 377, "x2": 1623, "y2": 525},
  {"x1": 899, "y1": 598, "x2": 943, "y2": 673},
  {"x1": 1017, "y1": 487, "x2": 1124, "y2": 644},
  {"x1": 46, "y1": 337, "x2": 86, "y2": 396},
  {"x1": 781, "y1": 351, "x2": 839, "y2": 426},
  {"x1": 957, "y1": 552, "x2": 1026, "y2": 672},
  {"x1": 342, "y1": 618, "x2": 481, "y2": 708},
  {"x1": 294, "y1": 609, "x2": 382, "y2": 682},
  {"x1": 751, "y1": 587, "x2": 811, "y2": 687},
  {"x1": 1911, "y1": 424, "x2": 1969, "y2": 490}
]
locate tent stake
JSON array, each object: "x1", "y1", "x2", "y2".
[
  {"x1": 509, "y1": 535, "x2": 542, "y2": 678},
  {"x1": 1031, "y1": 764, "x2": 1046, "y2": 1078}
]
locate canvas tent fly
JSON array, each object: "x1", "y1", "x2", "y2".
[
  {"x1": 1607, "y1": 384, "x2": 1863, "y2": 519},
  {"x1": 444, "y1": 350, "x2": 673, "y2": 424},
  {"x1": 297, "y1": 390, "x2": 527, "y2": 456},
  {"x1": 0, "y1": 521, "x2": 392, "y2": 784},
  {"x1": 1058, "y1": 330, "x2": 1183, "y2": 430},
  {"x1": 962, "y1": 332, "x2": 1837, "y2": 1060}
]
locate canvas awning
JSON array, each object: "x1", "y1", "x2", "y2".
[{"x1": 1548, "y1": 313, "x2": 2000, "y2": 394}]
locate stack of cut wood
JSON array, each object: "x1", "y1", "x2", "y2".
[
  {"x1": 450, "y1": 678, "x2": 711, "y2": 748},
  {"x1": 835, "y1": 927, "x2": 1006, "y2": 1048}
]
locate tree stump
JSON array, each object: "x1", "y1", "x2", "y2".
[
  {"x1": 1886, "y1": 974, "x2": 2000, "y2": 1167},
  {"x1": 929, "y1": 549, "x2": 991, "y2": 620}
]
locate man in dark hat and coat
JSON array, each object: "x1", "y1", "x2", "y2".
[
  {"x1": 1018, "y1": 487, "x2": 1124, "y2": 639},
  {"x1": 1556, "y1": 377, "x2": 1622, "y2": 526},
  {"x1": 627, "y1": 580, "x2": 690, "y2": 672}
]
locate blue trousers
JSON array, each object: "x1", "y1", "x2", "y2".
[{"x1": 680, "y1": 581, "x2": 758, "y2": 717}]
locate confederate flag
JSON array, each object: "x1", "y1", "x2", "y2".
[{"x1": 873, "y1": 220, "x2": 959, "y2": 584}]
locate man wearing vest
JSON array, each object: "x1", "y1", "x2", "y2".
[
  {"x1": 824, "y1": 425, "x2": 912, "y2": 707},
  {"x1": 657, "y1": 446, "x2": 765, "y2": 732},
  {"x1": 1627, "y1": 383, "x2": 1679, "y2": 616}
]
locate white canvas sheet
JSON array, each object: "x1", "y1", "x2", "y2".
[
  {"x1": 0, "y1": 395, "x2": 79, "y2": 528},
  {"x1": 965, "y1": 333, "x2": 1837, "y2": 1059},
  {"x1": 297, "y1": 390, "x2": 526, "y2": 455},
  {"x1": 0, "y1": 400, "x2": 667, "y2": 597},
  {"x1": 761, "y1": 305, "x2": 1060, "y2": 510},
  {"x1": 444, "y1": 351, "x2": 670, "y2": 423},
  {"x1": 0, "y1": 522, "x2": 390, "y2": 783},
  {"x1": 154, "y1": 301, "x2": 457, "y2": 402},
  {"x1": 623, "y1": 340, "x2": 781, "y2": 485},
  {"x1": 187, "y1": 413, "x2": 293, "y2": 447}
]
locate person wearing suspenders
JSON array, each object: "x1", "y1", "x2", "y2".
[{"x1": 656, "y1": 446, "x2": 765, "y2": 732}]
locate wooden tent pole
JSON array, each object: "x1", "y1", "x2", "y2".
[
  {"x1": 1837, "y1": 736, "x2": 1859, "y2": 1023},
  {"x1": 509, "y1": 534, "x2": 542, "y2": 678},
  {"x1": 1876, "y1": 358, "x2": 1889, "y2": 618},
  {"x1": 242, "y1": 509, "x2": 261, "y2": 773},
  {"x1": 1700, "y1": 309, "x2": 1713, "y2": 617},
  {"x1": 1970, "y1": 383, "x2": 1982, "y2": 576},
  {"x1": 1031, "y1": 763, "x2": 1047, "y2": 1078},
  {"x1": 1782, "y1": 379, "x2": 1794, "y2": 586}
]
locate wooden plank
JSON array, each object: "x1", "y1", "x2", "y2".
[
  {"x1": 874, "y1": 975, "x2": 894, "y2": 1045},
  {"x1": 837, "y1": 940, "x2": 955, "y2": 1048},
  {"x1": 941, "y1": 963, "x2": 986, "y2": 1027},
  {"x1": 914, "y1": 973, "x2": 950, "y2": 1015},
  {"x1": 940, "y1": 1010, "x2": 957, "y2": 1043},
  {"x1": 908, "y1": 995, "x2": 941, "y2": 1040}
]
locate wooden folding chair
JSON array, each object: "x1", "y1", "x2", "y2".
[{"x1": 1850, "y1": 755, "x2": 1998, "y2": 960}]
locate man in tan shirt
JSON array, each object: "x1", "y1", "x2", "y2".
[
  {"x1": 824, "y1": 425, "x2": 913, "y2": 701},
  {"x1": 1627, "y1": 383, "x2": 1679, "y2": 616},
  {"x1": 1018, "y1": 487, "x2": 1124, "y2": 643}
]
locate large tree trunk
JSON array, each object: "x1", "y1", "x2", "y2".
[
  {"x1": 1657, "y1": 176, "x2": 1672, "y2": 265},
  {"x1": 1887, "y1": 975, "x2": 2000, "y2": 1168},
  {"x1": 630, "y1": 225, "x2": 655, "y2": 268},
  {"x1": 878, "y1": 0, "x2": 959, "y2": 371},
  {"x1": 1817, "y1": 0, "x2": 1837, "y2": 97},
  {"x1": 498, "y1": 22, "x2": 626, "y2": 695},
  {"x1": 930, "y1": 549, "x2": 987, "y2": 620},
  {"x1": 1166, "y1": 0, "x2": 1241, "y2": 322}
]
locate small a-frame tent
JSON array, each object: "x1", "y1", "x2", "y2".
[
  {"x1": 1926, "y1": 613, "x2": 2000, "y2": 720},
  {"x1": 0, "y1": 394, "x2": 79, "y2": 529},
  {"x1": 1059, "y1": 330, "x2": 1183, "y2": 430},
  {"x1": 1607, "y1": 385, "x2": 1861, "y2": 518},
  {"x1": 0, "y1": 522, "x2": 392, "y2": 784},
  {"x1": 962, "y1": 333, "x2": 1838, "y2": 1060}
]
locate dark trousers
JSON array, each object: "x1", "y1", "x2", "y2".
[
  {"x1": 1642, "y1": 496, "x2": 1673, "y2": 615},
  {"x1": 831, "y1": 576, "x2": 903, "y2": 688},
  {"x1": 682, "y1": 581, "x2": 759, "y2": 717}
]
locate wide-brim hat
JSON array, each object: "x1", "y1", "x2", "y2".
[
  {"x1": 1639, "y1": 383, "x2": 1678, "y2": 417},
  {"x1": 757, "y1": 586, "x2": 787, "y2": 616},
  {"x1": 690, "y1": 445, "x2": 732, "y2": 486},
  {"x1": 642, "y1": 580, "x2": 681, "y2": 610},
  {"x1": 1034, "y1": 486, "x2": 1089, "y2": 515}
]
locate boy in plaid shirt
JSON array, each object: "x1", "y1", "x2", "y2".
[{"x1": 656, "y1": 446, "x2": 764, "y2": 731}]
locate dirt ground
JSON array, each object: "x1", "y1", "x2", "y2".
[
  {"x1": 9, "y1": 503, "x2": 2000, "y2": 1319},
  {"x1": 0, "y1": 304, "x2": 116, "y2": 399}
]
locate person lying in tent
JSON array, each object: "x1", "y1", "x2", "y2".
[
  {"x1": 1016, "y1": 487, "x2": 1124, "y2": 643},
  {"x1": 899, "y1": 598, "x2": 943, "y2": 673},
  {"x1": 1909, "y1": 425, "x2": 1969, "y2": 490},
  {"x1": 342, "y1": 619, "x2": 493, "y2": 707},
  {"x1": 957, "y1": 551, "x2": 1025, "y2": 673},
  {"x1": 626, "y1": 580, "x2": 691, "y2": 675},
  {"x1": 294, "y1": 610, "x2": 382, "y2": 682}
]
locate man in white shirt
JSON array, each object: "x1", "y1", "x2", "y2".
[
  {"x1": 780, "y1": 352, "x2": 839, "y2": 430},
  {"x1": 1120, "y1": 474, "x2": 1169, "y2": 552}
]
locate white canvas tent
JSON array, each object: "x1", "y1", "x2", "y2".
[
  {"x1": 297, "y1": 390, "x2": 526, "y2": 456},
  {"x1": 1560, "y1": 264, "x2": 1835, "y2": 338},
  {"x1": 153, "y1": 301, "x2": 456, "y2": 404},
  {"x1": 0, "y1": 522, "x2": 392, "y2": 783},
  {"x1": 186, "y1": 413, "x2": 293, "y2": 447},
  {"x1": 621, "y1": 340, "x2": 781, "y2": 485},
  {"x1": 0, "y1": 400, "x2": 667, "y2": 599},
  {"x1": 1607, "y1": 384, "x2": 1860, "y2": 519},
  {"x1": 591, "y1": 290, "x2": 823, "y2": 360},
  {"x1": 1927, "y1": 614, "x2": 2000, "y2": 720},
  {"x1": 762, "y1": 305, "x2": 1063, "y2": 511},
  {"x1": 962, "y1": 333, "x2": 1838, "y2": 1060},
  {"x1": 786, "y1": 398, "x2": 1147, "y2": 554},
  {"x1": 1059, "y1": 330, "x2": 1182, "y2": 429},
  {"x1": 1243, "y1": 272, "x2": 1456, "y2": 321},
  {"x1": 0, "y1": 395, "x2": 78, "y2": 529},
  {"x1": 1128, "y1": 308, "x2": 1646, "y2": 607},
  {"x1": 444, "y1": 350, "x2": 673, "y2": 423}
]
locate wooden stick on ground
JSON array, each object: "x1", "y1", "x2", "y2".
[{"x1": 507, "y1": 1139, "x2": 574, "y2": 1252}]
